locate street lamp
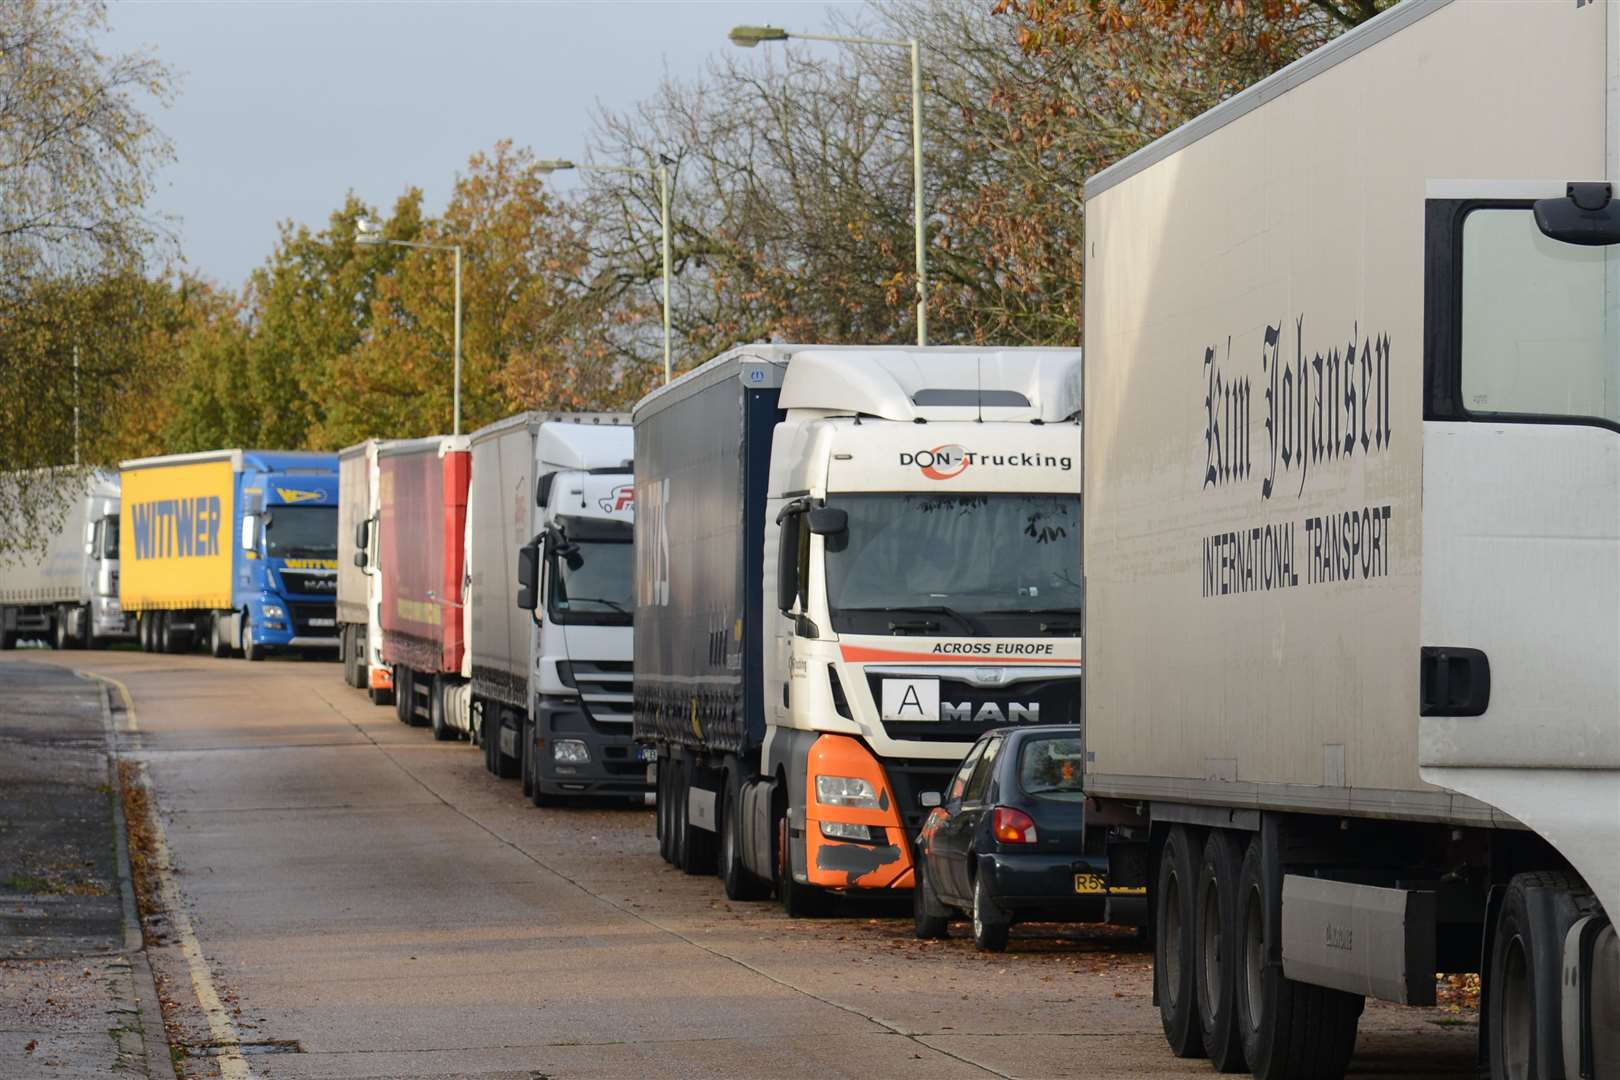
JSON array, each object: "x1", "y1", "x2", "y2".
[
  {"x1": 731, "y1": 25, "x2": 928, "y2": 346},
  {"x1": 539, "y1": 157, "x2": 674, "y2": 385},
  {"x1": 356, "y1": 218, "x2": 465, "y2": 435}
]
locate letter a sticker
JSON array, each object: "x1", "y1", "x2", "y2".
[{"x1": 882, "y1": 678, "x2": 939, "y2": 722}]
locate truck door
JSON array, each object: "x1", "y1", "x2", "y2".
[{"x1": 1418, "y1": 189, "x2": 1620, "y2": 915}]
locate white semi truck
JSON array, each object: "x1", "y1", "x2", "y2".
[
  {"x1": 633, "y1": 345, "x2": 1085, "y2": 911},
  {"x1": 0, "y1": 469, "x2": 134, "y2": 650},
  {"x1": 337, "y1": 440, "x2": 393, "y2": 704},
  {"x1": 472, "y1": 413, "x2": 641, "y2": 803},
  {"x1": 1082, "y1": 2, "x2": 1619, "y2": 1077}
]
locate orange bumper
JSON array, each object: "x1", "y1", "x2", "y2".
[
  {"x1": 804, "y1": 734, "x2": 914, "y2": 891},
  {"x1": 369, "y1": 665, "x2": 394, "y2": 690}
]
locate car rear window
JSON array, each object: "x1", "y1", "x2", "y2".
[{"x1": 1019, "y1": 737, "x2": 1084, "y2": 801}]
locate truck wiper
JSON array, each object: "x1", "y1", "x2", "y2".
[
  {"x1": 845, "y1": 605, "x2": 983, "y2": 634},
  {"x1": 565, "y1": 597, "x2": 629, "y2": 614}
]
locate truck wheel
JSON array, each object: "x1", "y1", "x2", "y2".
[
  {"x1": 340, "y1": 626, "x2": 355, "y2": 684},
  {"x1": 53, "y1": 607, "x2": 75, "y2": 650},
  {"x1": 1488, "y1": 871, "x2": 1590, "y2": 1080},
  {"x1": 681, "y1": 774, "x2": 716, "y2": 877},
  {"x1": 971, "y1": 873, "x2": 1010, "y2": 952},
  {"x1": 395, "y1": 668, "x2": 413, "y2": 724},
  {"x1": 1195, "y1": 830, "x2": 1248, "y2": 1073},
  {"x1": 718, "y1": 771, "x2": 769, "y2": 900},
  {"x1": 242, "y1": 623, "x2": 265, "y2": 662},
  {"x1": 1234, "y1": 834, "x2": 1362, "y2": 1080},
  {"x1": 1156, "y1": 825, "x2": 1207, "y2": 1059},
  {"x1": 209, "y1": 615, "x2": 231, "y2": 659},
  {"x1": 776, "y1": 815, "x2": 830, "y2": 918},
  {"x1": 656, "y1": 758, "x2": 674, "y2": 864},
  {"x1": 369, "y1": 681, "x2": 393, "y2": 707},
  {"x1": 429, "y1": 677, "x2": 456, "y2": 741},
  {"x1": 1, "y1": 628, "x2": 16, "y2": 650},
  {"x1": 914, "y1": 860, "x2": 950, "y2": 940},
  {"x1": 520, "y1": 716, "x2": 535, "y2": 798}
]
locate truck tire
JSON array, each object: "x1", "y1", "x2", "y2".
[
  {"x1": 1234, "y1": 834, "x2": 1362, "y2": 1080},
  {"x1": 1488, "y1": 871, "x2": 1591, "y2": 1080},
  {"x1": 369, "y1": 681, "x2": 393, "y2": 707},
  {"x1": 1195, "y1": 830, "x2": 1248, "y2": 1073},
  {"x1": 210, "y1": 615, "x2": 231, "y2": 659},
  {"x1": 1, "y1": 628, "x2": 16, "y2": 650},
  {"x1": 52, "y1": 607, "x2": 75, "y2": 650},
  {"x1": 718, "y1": 770, "x2": 769, "y2": 901},
  {"x1": 656, "y1": 757, "x2": 674, "y2": 864},
  {"x1": 1157, "y1": 825, "x2": 1206, "y2": 1059},
  {"x1": 395, "y1": 667, "x2": 413, "y2": 724},
  {"x1": 340, "y1": 626, "x2": 356, "y2": 684},
  {"x1": 242, "y1": 622, "x2": 265, "y2": 662},
  {"x1": 776, "y1": 814, "x2": 830, "y2": 918},
  {"x1": 520, "y1": 715, "x2": 535, "y2": 799},
  {"x1": 429, "y1": 677, "x2": 456, "y2": 741},
  {"x1": 680, "y1": 768, "x2": 716, "y2": 876},
  {"x1": 914, "y1": 860, "x2": 950, "y2": 940}
]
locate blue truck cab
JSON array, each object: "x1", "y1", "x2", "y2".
[{"x1": 232, "y1": 452, "x2": 341, "y2": 660}]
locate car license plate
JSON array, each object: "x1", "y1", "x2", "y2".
[
  {"x1": 309, "y1": 617, "x2": 335, "y2": 627},
  {"x1": 1074, "y1": 872, "x2": 1107, "y2": 894},
  {"x1": 636, "y1": 745, "x2": 656, "y2": 762}
]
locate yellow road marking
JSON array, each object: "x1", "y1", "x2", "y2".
[{"x1": 93, "y1": 671, "x2": 254, "y2": 1080}]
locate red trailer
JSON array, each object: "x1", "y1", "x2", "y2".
[{"x1": 378, "y1": 435, "x2": 471, "y2": 737}]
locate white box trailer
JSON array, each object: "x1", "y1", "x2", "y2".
[
  {"x1": 1082, "y1": 2, "x2": 1618, "y2": 1077},
  {"x1": 0, "y1": 469, "x2": 133, "y2": 649},
  {"x1": 337, "y1": 440, "x2": 392, "y2": 702}
]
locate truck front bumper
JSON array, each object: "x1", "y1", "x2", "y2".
[{"x1": 533, "y1": 697, "x2": 650, "y2": 798}]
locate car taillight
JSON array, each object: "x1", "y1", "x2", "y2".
[{"x1": 992, "y1": 806, "x2": 1038, "y2": 844}]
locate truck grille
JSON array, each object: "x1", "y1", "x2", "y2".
[
  {"x1": 289, "y1": 603, "x2": 338, "y2": 638},
  {"x1": 865, "y1": 673, "x2": 1081, "y2": 743},
  {"x1": 280, "y1": 570, "x2": 337, "y2": 596},
  {"x1": 572, "y1": 660, "x2": 633, "y2": 726}
]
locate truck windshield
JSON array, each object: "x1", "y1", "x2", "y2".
[
  {"x1": 823, "y1": 493, "x2": 1081, "y2": 637},
  {"x1": 552, "y1": 539, "x2": 633, "y2": 626},
  {"x1": 101, "y1": 515, "x2": 120, "y2": 559},
  {"x1": 263, "y1": 506, "x2": 337, "y2": 559}
]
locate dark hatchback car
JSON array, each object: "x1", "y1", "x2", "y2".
[{"x1": 914, "y1": 724, "x2": 1134, "y2": 950}]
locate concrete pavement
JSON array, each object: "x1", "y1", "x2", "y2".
[{"x1": 1, "y1": 650, "x2": 1480, "y2": 1079}]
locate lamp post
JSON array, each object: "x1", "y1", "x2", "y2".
[
  {"x1": 356, "y1": 219, "x2": 464, "y2": 435},
  {"x1": 730, "y1": 24, "x2": 928, "y2": 347},
  {"x1": 539, "y1": 157, "x2": 674, "y2": 385}
]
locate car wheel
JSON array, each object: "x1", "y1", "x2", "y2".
[
  {"x1": 914, "y1": 860, "x2": 950, "y2": 940},
  {"x1": 971, "y1": 873, "x2": 1009, "y2": 952},
  {"x1": 243, "y1": 623, "x2": 265, "y2": 662}
]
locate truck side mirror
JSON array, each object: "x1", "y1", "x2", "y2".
[
  {"x1": 536, "y1": 472, "x2": 556, "y2": 508},
  {"x1": 776, "y1": 510, "x2": 802, "y2": 614},
  {"x1": 806, "y1": 507, "x2": 847, "y2": 536},
  {"x1": 516, "y1": 540, "x2": 540, "y2": 611},
  {"x1": 241, "y1": 514, "x2": 258, "y2": 551},
  {"x1": 1534, "y1": 182, "x2": 1620, "y2": 246},
  {"x1": 354, "y1": 521, "x2": 369, "y2": 550},
  {"x1": 353, "y1": 551, "x2": 368, "y2": 569}
]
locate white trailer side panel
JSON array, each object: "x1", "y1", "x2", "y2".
[
  {"x1": 468, "y1": 418, "x2": 536, "y2": 709},
  {"x1": 1082, "y1": 0, "x2": 1606, "y2": 818},
  {"x1": 0, "y1": 472, "x2": 108, "y2": 605},
  {"x1": 337, "y1": 443, "x2": 372, "y2": 626}
]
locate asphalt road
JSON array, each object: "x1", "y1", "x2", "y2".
[{"x1": 1, "y1": 649, "x2": 1480, "y2": 1080}]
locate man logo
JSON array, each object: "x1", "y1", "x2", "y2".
[
  {"x1": 275, "y1": 488, "x2": 325, "y2": 504},
  {"x1": 899, "y1": 445, "x2": 970, "y2": 481}
]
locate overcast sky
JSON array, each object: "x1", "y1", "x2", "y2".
[{"x1": 105, "y1": 1, "x2": 858, "y2": 289}]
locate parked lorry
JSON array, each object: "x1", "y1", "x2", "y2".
[
  {"x1": 471, "y1": 412, "x2": 641, "y2": 803},
  {"x1": 0, "y1": 469, "x2": 134, "y2": 650},
  {"x1": 119, "y1": 450, "x2": 340, "y2": 659},
  {"x1": 633, "y1": 345, "x2": 1084, "y2": 911},
  {"x1": 1081, "y1": 2, "x2": 1619, "y2": 1077},
  {"x1": 375, "y1": 435, "x2": 471, "y2": 737},
  {"x1": 338, "y1": 440, "x2": 393, "y2": 704}
]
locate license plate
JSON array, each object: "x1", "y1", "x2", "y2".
[
  {"x1": 309, "y1": 617, "x2": 335, "y2": 627},
  {"x1": 1075, "y1": 872, "x2": 1107, "y2": 894},
  {"x1": 636, "y1": 746, "x2": 656, "y2": 762}
]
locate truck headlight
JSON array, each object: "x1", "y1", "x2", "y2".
[
  {"x1": 261, "y1": 604, "x2": 285, "y2": 620},
  {"x1": 820, "y1": 821, "x2": 876, "y2": 841},
  {"x1": 815, "y1": 775, "x2": 881, "y2": 808},
  {"x1": 553, "y1": 739, "x2": 590, "y2": 764}
]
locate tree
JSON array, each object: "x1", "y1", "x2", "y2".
[{"x1": 0, "y1": 0, "x2": 174, "y2": 558}]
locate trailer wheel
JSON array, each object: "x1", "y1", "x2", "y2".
[
  {"x1": 52, "y1": 607, "x2": 75, "y2": 650},
  {"x1": 670, "y1": 759, "x2": 691, "y2": 870},
  {"x1": 718, "y1": 770, "x2": 769, "y2": 901},
  {"x1": 1488, "y1": 871, "x2": 1590, "y2": 1080},
  {"x1": 1234, "y1": 833, "x2": 1362, "y2": 1080},
  {"x1": 340, "y1": 626, "x2": 355, "y2": 683},
  {"x1": 656, "y1": 757, "x2": 674, "y2": 864},
  {"x1": 1195, "y1": 830, "x2": 1248, "y2": 1073},
  {"x1": 395, "y1": 667, "x2": 412, "y2": 724},
  {"x1": 1157, "y1": 825, "x2": 1206, "y2": 1059},
  {"x1": 681, "y1": 774, "x2": 716, "y2": 877}
]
